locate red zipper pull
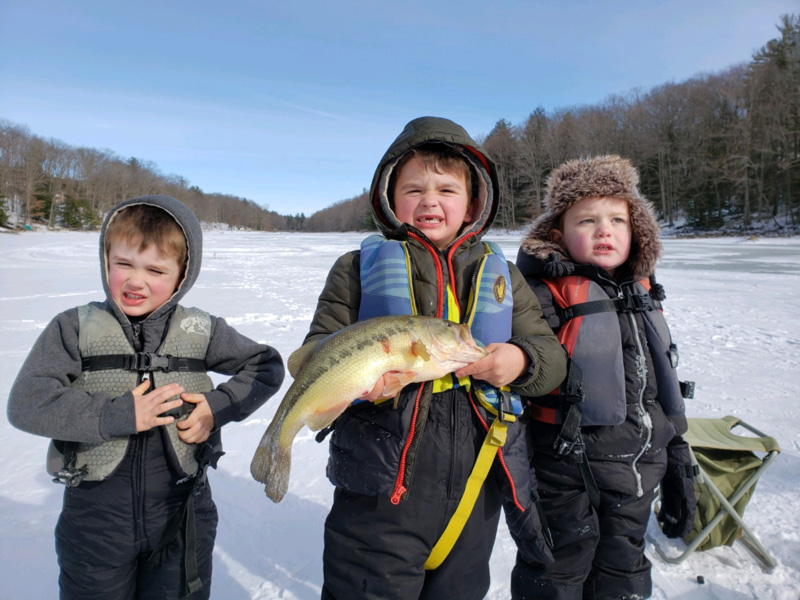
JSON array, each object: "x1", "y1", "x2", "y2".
[{"x1": 390, "y1": 485, "x2": 407, "y2": 505}]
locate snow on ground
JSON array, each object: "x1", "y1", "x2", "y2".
[{"x1": 1, "y1": 230, "x2": 799, "y2": 600}]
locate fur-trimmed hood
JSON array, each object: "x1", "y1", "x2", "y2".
[{"x1": 519, "y1": 155, "x2": 661, "y2": 279}]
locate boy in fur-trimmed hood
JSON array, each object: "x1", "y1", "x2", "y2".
[{"x1": 511, "y1": 155, "x2": 696, "y2": 600}]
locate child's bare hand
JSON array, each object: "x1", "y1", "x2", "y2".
[
  {"x1": 133, "y1": 380, "x2": 184, "y2": 432},
  {"x1": 454, "y1": 343, "x2": 529, "y2": 388},
  {"x1": 176, "y1": 393, "x2": 214, "y2": 444}
]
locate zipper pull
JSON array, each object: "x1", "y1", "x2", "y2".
[{"x1": 390, "y1": 485, "x2": 407, "y2": 505}]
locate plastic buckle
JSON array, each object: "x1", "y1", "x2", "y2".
[
  {"x1": 625, "y1": 293, "x2": 653, "y2": 312},
  {"x1": 554, "y1": 435, "x2": 578, "y2": 457},
  {"x1": 131, "y1": 353, "x2": 171, "y2": 372},
  {"x1": 498, "y1": 390, "x2": 514, "y2": 423},
  {"x1": 52, "y1": 466, "x2": 88, "y2": 488}
]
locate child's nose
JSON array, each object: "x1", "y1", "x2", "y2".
[
  {"x1": 128, "y1": 271, "x2": 145, "y2": 287},
  {"x1": 596, "y1": 224, "x2": 612, "y2": 236},
  {"x1": 420, "y1": 192, "x2": 438, "y2": 206}
]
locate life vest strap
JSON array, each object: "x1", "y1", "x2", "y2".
[
  {"x1": 81, "y1": 353, "x2": 207, "y2": 373},
  {"x1": 561, "y1": 293, "x2": 661, "y2": 324},
  {"x1": 424, "y1": 417, "x2": 508, "y2": 570}
]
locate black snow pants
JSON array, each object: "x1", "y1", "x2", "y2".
[
  {"x1": 55, "y1": 429, "x2": 218, "y2": 600},
  {"x1": 321, "y1": 389, "x2": 503, "y2": 600},
  {"x1": 511, "y1": 401, "x2": 673, "y2": 600}
]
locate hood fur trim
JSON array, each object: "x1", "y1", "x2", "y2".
[{"x1": 520, "y1": 155, "x2": 662, "y2": 278}]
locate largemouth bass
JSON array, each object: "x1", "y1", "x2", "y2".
[{"x1": 250, "y1": 315, "x2": 488, "y2": 502}]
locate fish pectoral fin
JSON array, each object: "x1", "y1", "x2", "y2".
[
  {"x1": 288, "y1": 341, "x2": 318, "y2": 378},
  {"x1": 383, "y1": 371, "x2": 416, "y2": 395},
  {"x1": 410, "y1": 340, "x2": 431, "y2": 361},
  {"x1": 305, "y1": 403, "x2": 348, "y2": 432}
]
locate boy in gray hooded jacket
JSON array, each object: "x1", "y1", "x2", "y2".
[{"x1": 8, "y1": 195, "x2": 285, "y2": 599}]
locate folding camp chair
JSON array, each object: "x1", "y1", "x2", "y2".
[{"x1": 651, "y1": 415, "x2": 781, "y2": 570}]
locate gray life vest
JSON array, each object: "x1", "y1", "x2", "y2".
[
  {"x1": 51, "y1": 302, "x2": 214, "y2": 482},
  {"x1": 532, "y1": 276, "x2": 687, "y2": 427}
]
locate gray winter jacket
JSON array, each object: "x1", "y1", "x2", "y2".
[{"x1": 8, "y1": 195, "x2": 284, "y2": 463}]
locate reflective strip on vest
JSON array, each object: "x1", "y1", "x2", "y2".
[{"x1": 71, "y1": 302, "x2": 214, "y2": 481}]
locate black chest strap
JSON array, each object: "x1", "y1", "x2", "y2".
[
  {"x1": 560, "y1": 293, "x2": 662, "y2": 324},
  {"x1": 81, "y1": 352, "x2": 207, "y2": 373}
]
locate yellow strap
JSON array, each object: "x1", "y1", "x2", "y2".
[{"x1": 424, "y1": 419, "x2": 508, "y2": 570}]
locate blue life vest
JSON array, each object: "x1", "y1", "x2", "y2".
[{"x1": 357, "y1": 235, "x2": 521, "y2": 415}]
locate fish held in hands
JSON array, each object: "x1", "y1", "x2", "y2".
[{"x1": 249, "y1": 315, "x2": 488, "y2": 502}]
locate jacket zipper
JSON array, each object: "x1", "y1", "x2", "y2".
[
  {"x1": 390, "y1": 233, "x2": 460, "y2": 503},
  {"x1": 390, "y1": 384, "x2": 424, "y2": 504},
  {"x1": 131, "y1": 322, "x2": 147, "y2": 544},
  {"x1": 622, "y1": 286, "x2": 651, "y2": 498},
  {"x1": 447, "y1": 392, "x2": 457, "y2": 498}
]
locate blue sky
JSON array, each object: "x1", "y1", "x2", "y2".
[{"x1": 1, "y1": 1, "x2": 795, "y2": 216}]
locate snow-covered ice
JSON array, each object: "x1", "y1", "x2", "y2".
[{"x1": 1, "y1": 230, "x2": 798, "y2": 599}]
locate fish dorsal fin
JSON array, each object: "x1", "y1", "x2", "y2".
[
  {"x1": 288, "y1": 341, "x2": 318, "y2": 378},
  {"x1": 411, "y1": 340, "x2": 431, "y2": 361}
]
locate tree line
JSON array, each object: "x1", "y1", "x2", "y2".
[
  {"x1": 479, "y1": 13, "x2": 799, "y2": 233},
  {"x1": 1, "y1": 14, "x2": 797, "y2": 234},
  {"x1": 0, "y1": 125, "x2": 287, "y2": 231},
  {"x1": 305, "y1": 14, "x2": 799, "y2": 234}
]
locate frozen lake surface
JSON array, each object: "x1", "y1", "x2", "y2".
[{"x1": 1, "y1": 230, "x2": 799, "y2": 599}]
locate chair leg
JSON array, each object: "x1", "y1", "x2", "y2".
[{"x1": 650, "y1": 449, "x2": 779, "y2": 570}]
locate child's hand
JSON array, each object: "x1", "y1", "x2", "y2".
[
  {"x1": 133, "y1": 380, "x2": 184, "y2": 432},
  {"x1": 176, "y1": 393, "x2": 215, "y2": 444},
  {"x1": 454, "y1": 343, "x2": 529, "y2": 388}
]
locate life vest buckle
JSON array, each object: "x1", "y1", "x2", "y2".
[
  {"x1": 554, "y1": 435, "x2": 579, "y2": 457},
  {"x1": 128, "y1": 352, "x2": 172, "y2": 372},
  {"x1": 52, "y1": 465, "x2": 88, "y2": 488},
  {"x1": 498, "y1": 389, "x2": 514, "y2": 423},
  {"x1": 625, "y1": 293, "x2": 654, "y2": 313}
]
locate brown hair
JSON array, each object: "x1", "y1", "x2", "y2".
[
  {"x1": 104, "y1": 204, "x2": 188, "y2": 271},
  {"x1": 388, "y1": 143, "x2": 478, "y2": 207}
]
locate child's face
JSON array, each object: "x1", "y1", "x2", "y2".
[
  {"x1": 107, "y1": 239, "x2": 182, "y2": 318},
  {"x1": 551, "y1": 196, "x2": 632, "y2": 276},
  {"x1": 393, "y1": 155, "x2": 474, "y2": 250}
]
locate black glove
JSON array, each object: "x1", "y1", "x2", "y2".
[
  {"x1": 544, "y1": 253, "x2": 575, "y2": 278},
  {"x1": 657, "y1": 437, "x2": 698, "y2": 539},
  {"x1": 505, "y1": 492, "x2": 555, "y2": 565}
]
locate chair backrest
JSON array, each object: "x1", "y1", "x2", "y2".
[
  {"x1": 684, "y1": 416, "x2": 780, "y2": 551},
  {"x1": 684, "y1": 416, "x2": 780, "y2": 454}
]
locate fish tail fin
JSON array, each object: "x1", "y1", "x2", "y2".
[{"x1": 249, "y1": 422, "x2": 291, "y2": 503}]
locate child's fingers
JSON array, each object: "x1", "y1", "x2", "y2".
[
  {"x1": 146, "y1": 383, "x2": 184, "y2": 403},
  {"x1": 132, "y1": 379, "x2": 152, "y2": 395},
  {"x1": 177, "y1": 422, "x2": 210, "y2": 444},
  {"x1": 180, "y1": 392, "x2": 205, "y2": 405}
]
